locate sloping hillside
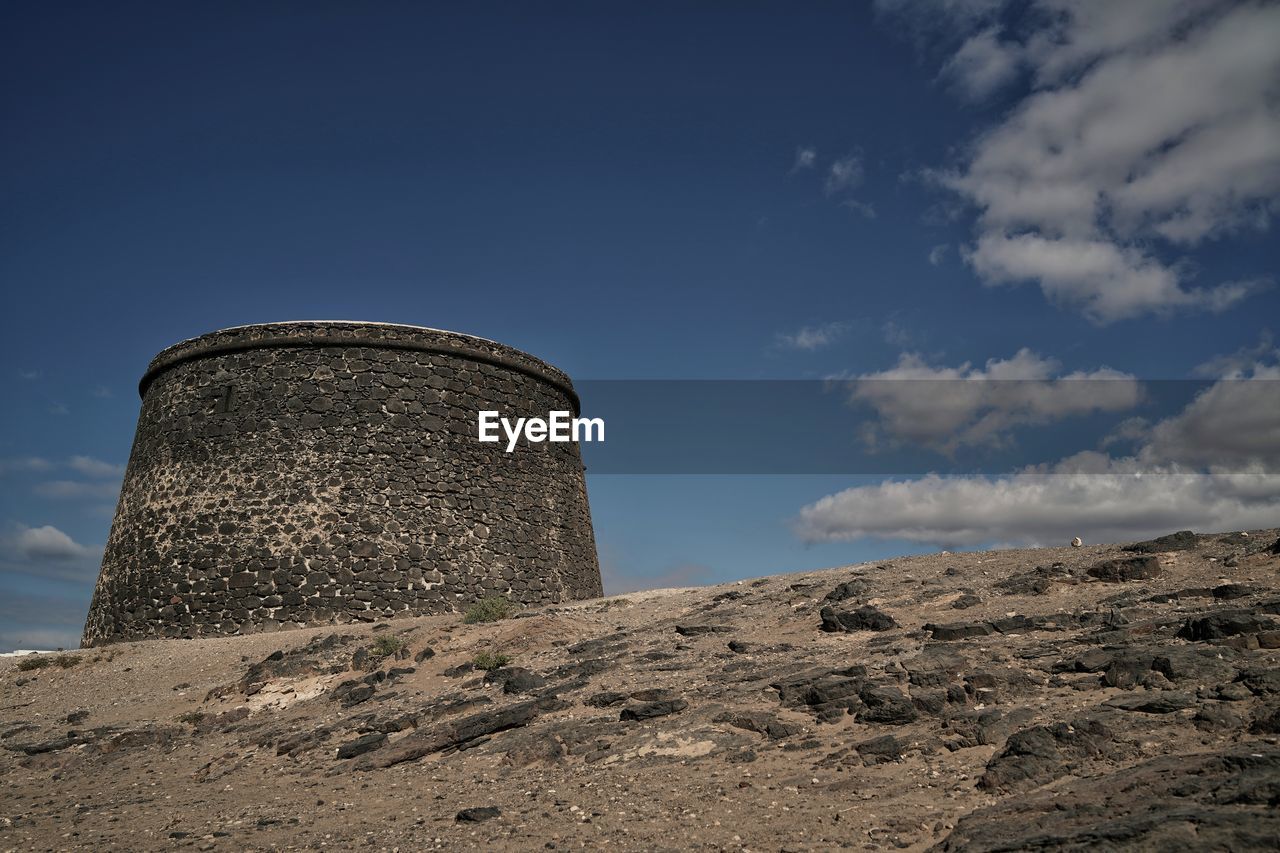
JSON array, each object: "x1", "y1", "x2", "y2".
[{"x1": 3, "y1": 529, "x2": 1280, "y2": 851}]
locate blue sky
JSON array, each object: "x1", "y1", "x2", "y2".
[{"x1": 2, "y1": 1, "x2": 1278, "y2": 649}]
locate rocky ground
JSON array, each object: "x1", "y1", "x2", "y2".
[{"x1": 3, "y1": 528, "x2": 1280, "y2": 851}]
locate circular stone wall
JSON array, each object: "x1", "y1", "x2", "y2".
[{"x1": 82, "y1": 321, "x2": 602, "y2": 646}]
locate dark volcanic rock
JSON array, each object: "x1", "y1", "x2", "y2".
[
  {"x1": 8, "y1": 724, "x2": 181, "y2": 756},
  {"x1": 455, "y1": 807, "x2": 501, "y2": 823},
  {"x1": 988, "y1": 614, "x2": 1046, "y2": 633},
  {"x1": 1105, "y1": 693, "x2": 1195, "y2": 714},
  {"x1": 905, "y1": 650, "x2": 966, "y2": 688},
  {"x1": 979, "y1": 718, "x2": 1117, "y2": 792},
  {"x1": 335, "y1": 732, "x2": 386, "y2": 759},
  {"x1": 1178, "y1": 610, "x2": 1277, "y2": 641},
  {"x1": 1237, "y1": 667, "x2": 1280, "y2": 696},
  {"x1": 973, "y1": 708, "x2": 1036, "y2": 747},
  {"x1": 275, "y1": 727, "x2": 333, "y2": 756},
  {"x1": 951, "y1": 593, "x2": 982, "y2": 610},
  {"x1": 443, "y1": 662, "x2": 475, "y2": 678},
  {"x1": 630, "y1": 688, "x2": 681, "y2": 702},
  {"x1": 994, "y1": 566, "x2": 1064, "y2": 596},
  {"x1": 549, "y1": 657, "x2": 613, "y2": 681},
  {"x1": 620, "y1": 699, "x2": 688, "y2": 721},
  {"x1": 6, "y1": 729, "x2": 102, "y2": 755},
  {"x1": 1087, "y1": 555, "x2": 1162, "y2": 582},
  {"x1": 1057, "y1": 645, "x2": 1239, "y2": 688},
  {"x1": 0, "y1": 721, "x2": 39, "y2": 741},
  {"x1": 1102, "y1": 653, "x2": 1156, "y2": 689},
  {"x1": 675, "y1": 625, "x2": 733, "y2": 637},
  {"x1": 483, "y1": 667, "x2": 547, "y2": 695},
  {"x1": 340, "y1": 684, "x2": 375, "y2": 708},
  {"x1": 856, "y1": 685, "x2": 918, "y2": 725},
  {"x1": 1193, "y1": 704, "x2": 1245, "y2": 732},
  {"x1": 1213, "y1": 584, "x2": 1261, "y2": 600},
  {"x1": 823, "y1": 579, "x2": 872, "y2": 602},
  {"x1": 819, "y1": 605, "x2": 898, "y2": 633},
  {"x1": 584, "y1": 691, "x2": 629, "y2": 708},
  {"x1": 854, "y1": 734, "x2": 903, "y2": 765},
  {"x1": 926, "y1": 621, "x2": 994, "y2": 641},
  {"x1": 566, "y1": 636, "x2": 627, "y2": 657},
  {"x1": 192, "y1": 707, "x2": 250, "y2": 735},
  {"x1": 911, "y1": 689, "x2": 947, "y2": 714},
  {"x1": 964, "y1": 667, "x2": 1042, "y2": 701},
  {"x1": 714, "y1": 712, "x2": 802, "y2": 740},
  {"x1": 1154, "y1": 648, "x2": 1241, "y2": 684},
  {"x1": 1123, "y1": 530, "x2": 1198, "y2": 553},
  {"x1": 938, "y1": 747, "x2": 1280, "y2": 852},
  {"x1": 238, "y1": 634, "x2": 350, "y2": 695},
  {"x1": 1149, "y1": 586, "x2": 1215, "y2": 603},
  {"x1": 357, "y1": 701, "x2": 544, "y2": 769},
  {"x1": 1250, "y1": 705, "x2": 1280, "y2": 734},
  {"x1": 1215, "y1": 682, "x2": 1254, "y2": 701},
  {"x1": 771, "y1": 667, "x2": 870, "y2": 722},
  {"x1": 1055, "y1": 647, "x2": 1124, "y2": 674}
]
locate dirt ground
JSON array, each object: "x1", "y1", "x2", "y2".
[{"x1": 3, "y1": 528, "x2": 1279, "y2": 851}]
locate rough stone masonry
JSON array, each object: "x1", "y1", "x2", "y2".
[{"x1": 82, "y1": 321, "x2": 602, "y2": 646}]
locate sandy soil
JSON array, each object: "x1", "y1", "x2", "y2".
[{"x1": 2, "y1": 528, "x2": 1279, "y2": 851}]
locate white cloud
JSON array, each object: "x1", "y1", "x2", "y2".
[
  {"x1": 795, "y1": 456, "x2": 1280, "y2": 548},
  {"x1": 1192, "y1": 331, "x2": 1277, "y2": 378},
  {"x1": 1024, "y1": 0, "x2": 1228, "y2": 87},
  {"x1": 964, "y1": 233, "x2": 1258, "y2": 322},
  {"x1": 775, "y1": 322, "x2": 849, "y2": 352},
  {"x1": 819, "y1": 151, "x2": 876, "y2": 218},
  {"x1": 940, "y1": 26, "x2": 1021, "y2": 100},
  {"x1": 840, "y1": 199, "x2": 877, "y2": 219},
  {"x1": 928, "y1": 243, "x2": 950, "y2": 265},
  {"x1": 848, "y1": 348, "x2": 1142, "y2": 451},
  {"x1": 1139, "y1": 363, "x2": 1280, "y2": 470},
  {"x1": 0, "y1": 457, "x2": 52, "y2": 475},
  {"x1": 1101, "y1": 416, "x2": 1151, "y2": 449},
  {"x1": 67, "y1": 456, "x2": 125, "y2": 478},
  {"x1": 881, "y1": 319, "x2": 914, "y2": 347},
  {"x1": 825, "y1": 153, "x2": 865, "y2": 195},
  {"x1": 874, "y1": 0, "x2": 1007, "y2": 43},
  {"x1": 34, "y1": 480, "x2": 122, "y2": 500},
  {"x1": 13, "y1": 524, "x2": 93, "y2": 561},
  {"x1": 1, "y1": 523, "x2": 103, "y2": 588},
  {"x1": 926, "y1": 1, "x2": 1280, "y2": 322},
  {"x1": 792, "y1": 146, "x2": 817, "y2": 171},
  {"x1": 797, "y1": 348, "x2": 1280, "y2": 547},
  {"x1": 2, "y1": 455, "x2": 124, "y2": 500}
]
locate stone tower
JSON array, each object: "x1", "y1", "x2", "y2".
[{"x1": 82, "y1": 321, "x2": 602, "y2": 646}]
